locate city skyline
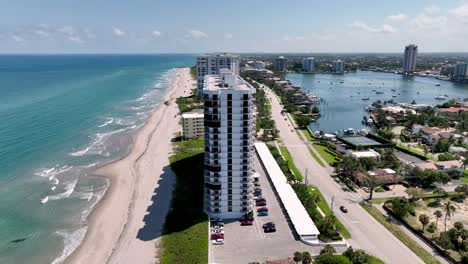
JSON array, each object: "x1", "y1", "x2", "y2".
[{"x1": 1, "y1": 0, "x2": 468, "y2": 53}]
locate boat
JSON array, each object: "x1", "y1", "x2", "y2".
[
  {"x1": 41, "y1": 196, "x2": 49, "y2": 204},
  {"x1": 435, "y1": 83, "x2": 441, "y2": 86},
  {"x1": 307, "y1": 94, "x2": 320, "y2": 102},
  {"x1": 362, "y1": 97, "x2": 370, "y2": 100},
  {"x1": 340, "y1": 81, "x2": 344, "y2": 83},
  {"x1": 391, "y1": 89, "x2": 396, "y2": 91},
  {"x1": 376, "y1": 91, "x2": 384, "y2": 94},
  {"x1": 417, "y1": 92, "x2": 420, "y2": 94},
  {"x1": 372, "y1": 89, "x2": 376, "y2": 91},
  {"x1": 344, "y1": 128, "x2": 355, "y2": 136},
  {"x1": 392, "y1": 95, "x2": 397, "y2": 97},
  {"x1": 435, "y1": 95, "x2": 446, "y2": 100}
]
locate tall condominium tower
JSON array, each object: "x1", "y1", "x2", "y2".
[
  {"x1": 196, "y1": 53, "x2": 240, "y2": 95},
  {"x1": 403, "y1": 44, "x2": 418, "y2": 75},
  {"x1": 302, "y1": 57, "x2": 315, "y2": 73},
  {"x1": 274, "y1": 56, "x2": 288, "y2": 72},
  {"x1": 453, "y1": 63, "x2": 468, "y2": 83},
  {"x1": 203, "y1": 69, "x2": 256, "y2": 219},
  {"x1": 332, "y1": 59, "x2": 344, "y2": 74}
]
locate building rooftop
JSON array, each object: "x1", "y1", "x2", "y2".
[
  {"x1": 181, "y1": 111, "x2": 204, "y2": 119},
  {"x1": 198, "y1": 53, "x2": 239, "y2": 58},
  {"x1": 203, "y1": 69, "x2": 254, "y2": 91},
  {"x1": 438, "y1": 107, "x2": 468, "y2": 113},
  {"x1": 350, "y1": 149, "x2": 380, "y2": 159},
  {"x1": 413, "y1": 162, "x2": 438, "y2": 170}
]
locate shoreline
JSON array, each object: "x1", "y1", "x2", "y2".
[{"x1": 66, "y1": 67, "x2": 194, "y2": 264}]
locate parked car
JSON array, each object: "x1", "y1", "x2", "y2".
[
  {"x1": 256, "y1": 201, "x2": 266, "y2": 206},
  {"x1": 210, "y1": 233, "x2": 224, "y2": 240},
  {"x1": 264, "y1": 226, "x2": 276, "y2": 233},
  {"x1": 339, "y1": 206, "x2": 348, "y2": 213},
  {"x1": 257, "y1": 207, "x2": 268, "y2": 212},
  {"x1": 255, "y1": 197, "x2": 266, "y2": 202},
  {"x1": 212, "y1": 238, "x2": 224, "y2": 245},
  {"x1": 262, "y1": 222, "x2": 275, "y2": 229},
  {"x1": 241, "y1": 220, "x2": 254, "y2": 226},
  {"x1": 211, "y1": 229, "x2": 224, "y2": 234},
  {"x1": 362, "y1": 187, "x2": 370, "y2": 193},
  {"x1": 257, "y1": 211, "x2": 269, "y2": 217},
  {"x1": 254, "y1": 187, "x2": 262, "y2": 192}
]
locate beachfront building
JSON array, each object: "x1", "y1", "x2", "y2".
[
  {"x1": 196, "y1": 53, "x2": 240, "y2": 95},
  {"x1": 332, "y1": 59, "x2": 344, "y2": 73},
  {"x1": 203, "y1": 68, "x2": 256, "y2": 219},
  {"x1": 302, "y1": 57, "x2": 315, "y2": 73},
  {"x1": 274, "y1": 56, "x2": 288, "y2": 72},
  {"x1": 181, "y1": 110, "x2": 204, "y2": 139},
  {"x1": 253, "y1": 61, "x2": 266, "y2": 70},
  {"x1": 403, "y1": 44, "x2": 418, "y2": 75},
  {"x1": 453, "y1": 63, "x2": 468, "y2": 83}
]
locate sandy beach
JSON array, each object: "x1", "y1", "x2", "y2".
[{"x1": 67, "y1": 67, "x2": 194, "y2": 264}]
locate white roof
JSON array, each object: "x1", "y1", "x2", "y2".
[
  {"x1": 181, "y1": 112, "x2": 204, "y2": 119},
  {"x1": 351, "y1": 150, "x2": 380, "y2": 158},
  {"x1": 254, "y1": 142, "x2": 320, "y2": 236}
]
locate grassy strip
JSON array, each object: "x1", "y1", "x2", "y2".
[
  {"x1": 160, "y1": 139, "x2": 208, "y2": 264},
  {"x1": 368, "y1": 256, "x2": 385, "y2": 264},
  {"x1": 307, "y1": 146, "x2": 325, "y2": 167},
  {"x1": 312, "y1": 144, "x2": 338, "y2": 165},
  {"x1": 462, "y1": 177, "x2": 468, "y2": 184},
  {"x1": 361, "y1": 203, "x2": 440, "y2": 264},
  {"x1": 300, "y1": 129, "x2": 314, "y2": 142},
  {"x1": 309, "y1": 186, "x2": 351, "y2": 239},
  {"x1": 279, "y1": 146, "x2": 303, "y2": 182}
]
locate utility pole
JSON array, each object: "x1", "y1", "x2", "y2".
[
  {"x1": 304, "y1": 168, "x2": 308, "y2": 185},
  {"x1": 331, "y1": 196, "x2": 335, "y2": 215}
]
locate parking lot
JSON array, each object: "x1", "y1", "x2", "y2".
[{"x1": 209, "y1": 156, "x2": 320, "y2": 264}]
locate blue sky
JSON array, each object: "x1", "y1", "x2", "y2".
[{"x1": 1, "y1": 0, "x2": 467, "y2": 53}]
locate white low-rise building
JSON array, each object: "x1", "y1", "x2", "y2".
[
  {"x1": 182, "y1": 111, "x2": 204, "y2": 139},
  {"x1": 351, "y1": 149, "x2": 380, "y2": 160}
]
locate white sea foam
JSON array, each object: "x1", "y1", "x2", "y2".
[
  {"x1": 98, "y1": 117, "x2": 114, "y2": 128},
  {"x1": 68, "y1": 128, "x2": 127, "y2": 157},
  {"x1": 51, "y1": 226, "x2": 87, "y2": 264},
  {"x1": 41, "y1": 196, "x2": 49, "y2": 204},
  {"x1": 48, "y1": 178, "x2": 78, "y2": 201},
  {"x1": 51, "y1": 186, "x2": 56, "y2": 191},
  {"x1": 35, "y1": 165, "x2": 72, "y2": 185}
]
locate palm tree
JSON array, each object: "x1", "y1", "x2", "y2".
[
  {"x1": 443, "y1": 201, "x2": 456, "y2": 231},
  {"x1": 301, "y1": 251, "x2": 312, "y2": 264},
  {"x1": 365, "y1": 173, "x2": 380, "y2": 201},
  {"x1": 319, "y1": 245, "x2": 336, "y2": 255},
  {"x1": 293, "y1": 251, "x2": 303, "y2": 263},
  {"x1": 434, "y1": 210, "x2": 442, "y2": 229},
  {"x1": 419, "y1": 214, "x2": 429, "y2": 231}
]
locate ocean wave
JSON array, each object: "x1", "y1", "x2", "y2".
[
  {"x1": 68, "y1": 128, "x2": 126, "y2": 157},
  {"x1": 114, "y1": 117, "x2": 136, "y2": 126},
  {"x1": 35, "y1": 165, "x2": 72, "y2": 183},
  {"x1": 48, "y1": 178, "x2": 78, "y2": 201},
  {"x1": 98, "y1": 117, "x2": 114, "y2": 128},
  {"x1": 51, "y1": 226, "x2": 87, "y2": 264}
]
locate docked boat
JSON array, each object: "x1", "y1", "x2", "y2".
[
  {"x1": 376, "y1": 91, "x2": 384, "y2": 94},
  {"x1": 362, "y1": 97, "x2": 370, "y2": 100},
  {"x1": 435, "y1": 95, "x2": 447, "y2": 100},
  {"x1": 392, "y1": 95, "x2": 397, "y2": 97},
  {"x1": 307, "y1": 94, "x2": 320, "y2": 102},
  {"x1": 344, "y1": 128, "x2": 355, "y2": 136}
]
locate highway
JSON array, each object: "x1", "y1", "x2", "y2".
[{"x1": 261, "y1": 84, "x2": 425, "y2": 264}]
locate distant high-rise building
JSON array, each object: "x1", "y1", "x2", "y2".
[
  {"x1": 203, "y1": 69, "x2": 256, "y2": 219},
  {"x1": 274, "y1": 56, "x2": 288, "y2": 72},
  {"x1": 253, "y1": 61, "x2": 266, "y2": 70},
  {"x1": 302, "y1": 57, "x2": 315, "y2": 73},
  {"x1": 196, "y1": 53, "x2": 240, "y2": 95},
  {"x1": 332, "y1": 59, "x2": 344, "y2": 73},
  {"x1": 403, "y1": 44, "x2": 418, "y2": 75},
  {"x1": 453, "y1": 63, "x2": 468, "y2": 83}
]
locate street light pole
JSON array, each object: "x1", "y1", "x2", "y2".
[{"x1": 331, "y1": 196, "x2": 335, "y2": 215}]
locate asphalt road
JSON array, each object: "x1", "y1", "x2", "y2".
[{"x1": 262, "y1": 84, "x2": 425, "y2": 264}]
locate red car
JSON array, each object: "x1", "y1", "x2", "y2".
[
  {"x1": 240, "y1": 220, "x2": 254, "y2": 226},
  {"x1": 211, "y1": 233, "x2": 224, "y2": 240},
  {"x1": 256, "y1": 201, "x2": 266, "y2": 206},
  {"x1": 257, "y1": 207, "x2": 268, "y2": 212}
]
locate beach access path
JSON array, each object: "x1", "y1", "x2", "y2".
[{"x1": 67, "y1": 67, "x2": 194, "y2": 264}]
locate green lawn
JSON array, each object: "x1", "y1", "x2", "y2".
[
  {"x1": 307, "y1": 146, "x2": 325, "y2": 167},
  {"x1": 300, "y1": 129, "x2": 314, "y2": 142},
  {"x1": 368, "y1": 255, "x2": 385, "y2": 264},
  {"x1": 309, "y1": 187, "x2": 351, "y2": 239},
  {"x1": 160, "y1": 139, "x2": 208, "y2": 264},
  {"x1": 361, "y1": 203, "x2": 440, "y2": 264},
  {"x1": 462, "y1": 177, "x2": 468, "y2": 184},
  {"x1": 312, "y1": 144, "x2": 338, "y2": 165},
  {"x1": 279, "y1": 146, "x2": 303, "y2": 181}
]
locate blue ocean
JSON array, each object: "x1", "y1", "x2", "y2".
[{"x1": 0, "y1": 54, "x2": 194, "y2": 264}]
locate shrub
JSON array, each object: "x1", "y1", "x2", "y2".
[
  {"x1": 315, "y1": 254, "x2": 352, "y2": 264},
  {"x1": 427, "y1": 222, "x2": 437, "y2": 233}
]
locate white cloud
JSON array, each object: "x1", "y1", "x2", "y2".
[
  {"x1": 283, "y1": 35, "x2": 306, "y2": 41},
  {"x1": 224, "y1": 33, "x2": 233, "y2": 39},
  {"x1": 424, "y1": 5, "x2": 441, "y2": 14},
  {"x1": 449, "y1": 4, "x2": 468, "y2": 18},
  {"x1": 84, "y1": 28, "x2": 96, "y2": 39},
  {"x1": 410, "y1": 14, "x2": 447, "y2": 31},
  {"x1": 295, "y1": 36, "x2": 305, "y2": 40},
  {"x1": 58, "y1": 26, "x2": 84, "y2": 44},
  {"x1": 11, "y1": 35, "x2": 24, "y2": 42},
  {"x1": 349, "y1": 21, "x2": 397, "y2": 34},
  {"x1": 152, "y1": 30, "x2": 162, "y2": 38},
  {"x1": 112, "y1": 27, "x2": 126, "y2": 37},
  {"x1": 185, "y1": 30, "x2": 208, "y2": 39},
  {"x1": 387, "y1": 13, "x2": 408, "y2": 21},
  {"x1": 34, "y1": 29, "x2": 49, "y2": 37}
]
